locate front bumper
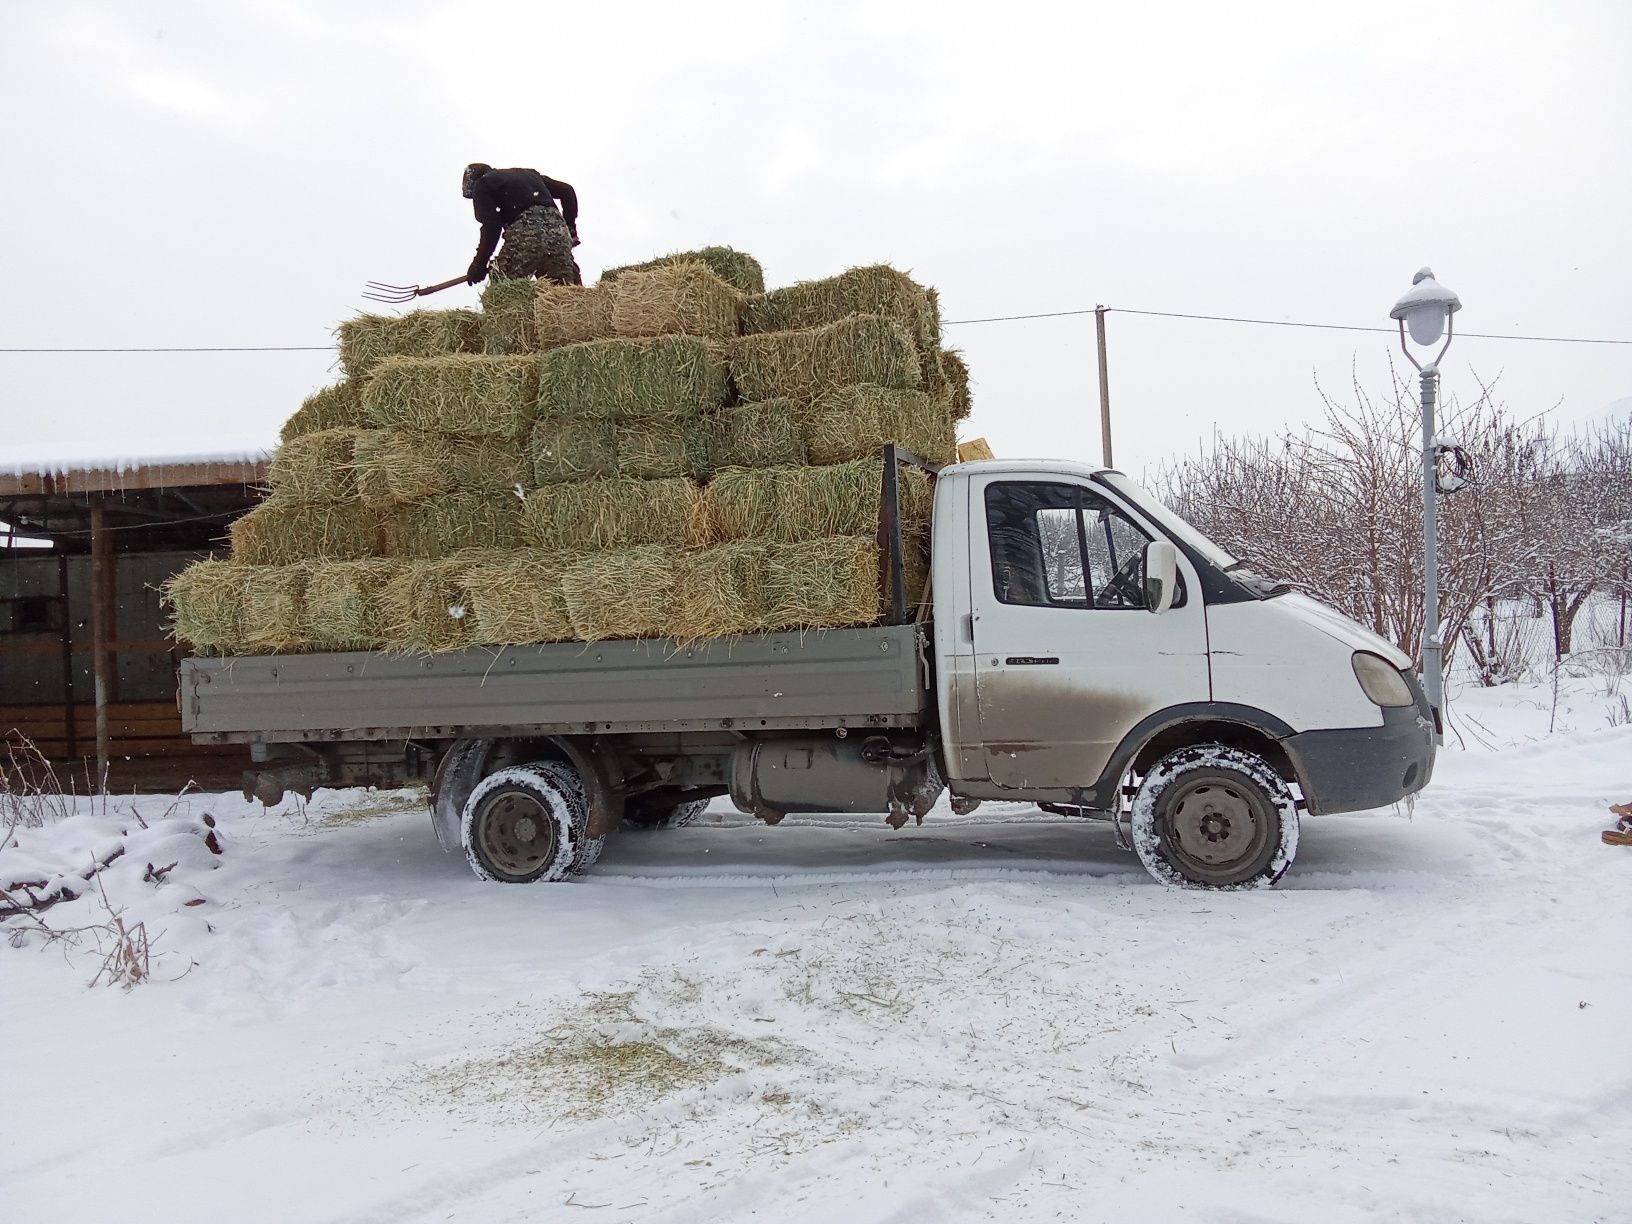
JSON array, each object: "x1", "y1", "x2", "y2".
[{"x1": 1282, "y1": 682, "x2": 1436, "y2": 816}]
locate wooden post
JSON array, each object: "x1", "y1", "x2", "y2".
[
  {"x1": 1095, "y1": 306, "x2": 1113, "y2": 468},
  {"x1": 89, "y1": 500, "x2": 114, "y2": 787},
  {"x1": 56, "y1": 552, "x2": 77, "y2": 761}
]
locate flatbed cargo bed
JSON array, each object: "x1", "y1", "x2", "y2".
[{"x1": 181, "y1": 624, "x2": 929, "y2": 744}]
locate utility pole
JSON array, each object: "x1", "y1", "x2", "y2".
[{"x1": 1094, "y1": 306, "x2": 1113, "y2": 468}]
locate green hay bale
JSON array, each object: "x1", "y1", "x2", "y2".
[
  {"x1": 798, "y1": 384, "x2": 955, "y2": 466},
  {"x1": 362, "y1": 355, "x2": 540, "y2": 438},
  {"x1": 532, "y1": 417, "x2": 618, "y2": 485},
  {"x1": 229, "y1": 497, "x2": 382, "y2": 565},
  {"x1": 673, "y1": 542, "x2": 770, "y2": 641},
  {"x1": 164, "y1": 558, "x2": 253, "y2": 652},
  {"x1": 610, "y1": 261, "x2": 743, "y2": 340},
  {"x1": 239, "y1": 564, "x2": 310, "y2": 653},
  {"x1": 521, "y1": 477, "x2": 701, "y2": 552},
  {"x1": 304, "y1": 558, "x2": 401, "y2": 651},
  {"x1": 745, "y1": 265, "x2": 936, "y2": 355},
  {"x1": 559, "y1": 546, "x2": 679, "y2": 642},
  {"x1": 730, "y1": 314, "x2": 921, "y2": 404},
  {"x1": 479, "y1": 279, "x2": 540, "y2": 354},
  {"x1": 537, "y1": 283, "x2": 615, "y2": 346},
  {"x1": 378, "y1": 556, "x2": 485, "y2": 655},
  {"x1": 614, "y1": 418, "x2": 713, "y2": 481},
  {"x1": 760, "y1": 536, "x2": 887, "y2": 630},
  {"x1": 538, "y1": 335, "x2": 728, "y2": 419},
  {"x1": 338, "y1": 309, "x2": 483, "y2": 379},
  {"x1": 387, "y1": 492, "x2": 523, "y2": 559},
  {"x1": 268, "y1": 429, "x2": 362, "y2": 502},
  {"x1": 701, "y1": 457, "x2": 932, "y2": 545},
  {"x1": 352, "y1": 431, "x2": 528, "y2": 508},
  {"x1": 940, "y1": 348, "x2": 972, "y2": 420},
  {"x1": 701, "y1": 401, "x2": 807, "y2": 471},
  {"x1": 600, "y1": 246, "x2": 765, "y2": 296},
  {"x1": 460, "y1": 550, "x2": 578, "y2": 645},
  {"x1": 281, "y1": 381, "x2": 364, "y2": 443}
]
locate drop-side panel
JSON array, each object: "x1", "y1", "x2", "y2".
[{"x1": 181, "y1": 626, "x2": 928, "y2": 742}]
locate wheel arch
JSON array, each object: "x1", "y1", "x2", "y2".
[
  {"x1": 430, "y1": 733, "x2": 627, "y2": 849},
  {"x1": 1095, "y1": 703, "x2": 1305, "y2": 807}
]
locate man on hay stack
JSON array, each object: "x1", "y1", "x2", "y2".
[{"x1": 462, "y1": 162, "x2": 581, "y2": 287}]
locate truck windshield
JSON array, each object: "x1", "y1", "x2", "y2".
[{"x1": 1096, "y1": 473, "x2": 1239, "y2": 572}]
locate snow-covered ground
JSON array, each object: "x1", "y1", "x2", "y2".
[{"x1": 4, "y1": 678, "x2": 1629, "y2": 1223}]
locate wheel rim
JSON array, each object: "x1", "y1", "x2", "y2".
[
  {"x1": 1159, "y1": 774, "x2": 1273, "y2": 885},
  {"x1": 474, "y1": 789, "x2": 559, "y2": 880}
]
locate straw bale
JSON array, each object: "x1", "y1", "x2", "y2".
[
  {"x1": 479, "y1": 279, "x2": 539, "y2": 354},
  {"x1": 614, "y1": 418, "x2": 712, "y2": 481},
  {"x1": 460, "y1": 550, "x2": 578, "y2": 645},
  {"x1": 239, "y1": 564, "x2": 310, "y2": 653},
  {"x1": 304, "y1": 558, "x2": 401, "y2": 651},
  {"x1": 377, "y1": 555, "x2": 489, "y2": 655},
  {"x1": 281, "y1": 381, "x2": 363, "y2": 442},
  {"x1": 730, "y1": 314, "x2": 921, "y2": 404},
  {"x1": 230, "y1": 497, "x2": 381, "y2": 565},
  {"x1": 537, "y1": 283, "x2": 615, "y2": 346},
  {"x1": 387, "y1": 491, "x2": 523, "y2": 559},
  {"x1": 600, "y1": 246, "x2": 765, "y2": 296},
  {"x1": 673, "y1": 542, "x2": 769, "y2": 641},
  {"x1": 610, "y1": 261, "x2": 743, "y2": 340},
  {"x1": 362, "y1": 355, "x2": 540, "y2": 438},
  {"x1": 164, "y1": 558, "x2": 253, "y2": 652},
  {"x1": 745, "y1": 265, "x2": 937, "y2": 358},
  {"x1": 559, "y1": 546, "x2": 679, "y2": 642},
  {"x1": 268, "y1": 429, "x2": 362, "y2": 502},
  {"x1": 702, "y1": 401, "x2": 807, "y2": 471},
  {"x1": 538, "y1": 335, "x2": 728, "y2": 419},
  {"x1": 532, "y1": 417, "x2": 618, "y2": 484},
  {"x1": 352, "y1": 430, "x2": 528, "y2": 508},
  {"x1": 521, "y1": 477, "x2": 701, "y2": 552},
  {"x1": 338, "y1": 309, "x2": 482, "y2": 378},
  {"x1": 940, "y1": 347, "x2": 972, "y2": 419},
  {"x1": 701, "y1": 457, "x2": 932, "y2": 545},
  {"x1": 798, "y1": 385, "x2": 955, "y2": 466},
  {"x1": 760, "y1": 536, "x2": 885, "y2": 630}
]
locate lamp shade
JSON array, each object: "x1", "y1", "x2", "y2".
[{"x1": 1390, "y1": 267, "x2": 1461, "y2": 346}]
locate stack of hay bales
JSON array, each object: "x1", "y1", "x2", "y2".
[{"x1": 167, "y1": 247, "x2": 973, "y2": 655}]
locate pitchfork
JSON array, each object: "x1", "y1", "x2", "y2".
[{"x1": 361, "y1": 274, "x2": 467, "y2": 305}]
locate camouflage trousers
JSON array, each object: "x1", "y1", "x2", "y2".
[{"x1": 491, "y1": 206, "x2": 582, "y2": 285}]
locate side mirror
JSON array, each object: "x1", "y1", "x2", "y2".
[{"x1": 1144, "y1": 540, "x2": 1177, "y2": 614}]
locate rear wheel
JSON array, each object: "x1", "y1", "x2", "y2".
[
  {"x1": 462, "y1": 764, "x2": 578, "y2": 883},
  {"x1": 1129, "y1": 744, "x2": 1298, "y2": 889}
]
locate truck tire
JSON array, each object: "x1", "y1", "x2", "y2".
[
  {"x1": 625, "y1": 796, "x2": 710, "y2": 829},
  {"x1": 461, "y1": 763, "x2": 580, "y2": 884},
  {"x1": 530, "y1": 758, "x2": 605, "y2": 873},
  {"x1": 1129, "y1": 744, "x2": 1298, "y2": 890}
]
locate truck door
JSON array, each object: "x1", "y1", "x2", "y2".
[{"x1": 970, "y1": 476, "x2": 1210, "y2": 791}]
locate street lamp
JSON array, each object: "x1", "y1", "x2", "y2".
[{"x1": 1390, "y1": 267, "x2": 1461, "y2": 738}]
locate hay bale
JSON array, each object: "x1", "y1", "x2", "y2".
[
  {"x1": 760, "y1": 536, "x2": 886, "y2": 630},
  {"x1": 479, "y1": 279, "x2": 539, "y2": 354},
  {"x1": 559, "y1": 546, "x2": 679, "y2": 642},
  {"x1": 730, "y1": 314, "x2": 921, "y2": 404},
  {"x1": 338, "y1": 309, "x2": 482, "y2": 378},
  {"x1": 673, "y1": 542, "x2": 769, "y2": 641},
  {"x1": 798, "y1": 385, "x2": 955, "y2": 466},
  {"x1": 304, "y1": 558, "x2": 401, "y2": 651},
  {"x1": 701, "y1": 457, "x2": 932, "y2": 545},
  {"x1": 610, "y1": 261, "x2": 743, "y2": 340},
  {"x1": 387, "y1": 492, "x2": 523, "y2": 559},
  {"x1": 537, "y1": 283, "x2": 615, "y2": 346},
  {"x1": 281, "y1": 381, "x2": 363, "y2": 443},
  {"x1": 460, "y1": 550, "x2": 578, "y2": 645},
  {"x1": 164, "y1": 558, "x2": 252, "y2": 652},
  {"x1": 532, "y1": 417, "x2": 618, "y2": 484},
  {"x1": 521, "y1": 477, "x2": 700, "y2": 552},
  {"x1": 230, "y1": 497, "x2": 381, "y2": 565},
  {"x1": 362, "y1": 355, "x2": 540, "y2": 438},
  {"x1": 614, "y1": 418, "x2": 711, "y2": 481},
  {"x1": 744, "y1": 265, "x2": 937, "y2": 356},
  {"x1": 352, "y1": 431, "x2": 528, "y2": 508},
  {"x1": 378, "y1": 556, "x2": 488, "y2": 655},
  {"x1": 538, "y1": 335, "x2": 728, "y2": 419},
  {"x1": 239, "y1": 565, "x2": 310, "y2": 653},
  {"x1": 940, "y1": 348, "x2": 972, "y2": 419},
  {"x1": 702, "y1": 401, "x2": 807, "y2": 471},
  {"x1": 268, "y1": 429, "x2": 362, "y2": 502},
  {"x1": 600, "y1": 246, "x2": 765, "y2": 296}
]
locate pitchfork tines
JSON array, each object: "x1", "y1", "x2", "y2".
[{"x1": 361, "y1": 274, "x2": 466, "y2": 304}]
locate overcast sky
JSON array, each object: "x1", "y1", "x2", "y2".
[{"x1": 3, "y1": 1, "x2": 1628, "y2": 477}]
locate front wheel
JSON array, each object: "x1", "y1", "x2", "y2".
[{"x1": 1130, "y1": 744, "x2": 1298, "y2": 890}]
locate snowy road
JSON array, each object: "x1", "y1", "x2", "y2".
[{"x1": 4, "y1": 690, "x2": 1629, "y2": 1222}]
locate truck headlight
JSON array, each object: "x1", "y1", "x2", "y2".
[{"x1": 1352, "y1": 652, "x2": 1414, "y2": 708}]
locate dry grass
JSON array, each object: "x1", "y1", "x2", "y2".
[
  {"x1": 730, "y1": 313, "x2": 922, "y2": 403},
  {"x1": 268, "y1": 429, "x2": 362, "y2": 502},
  {"x1": 538, "y1": 335, "x2": 728, "y2": 419},
  {"x1": 610, "y1": 260, "x2": 744, "y2": 340},
  {"x1": 478, "y1": 279, "x2": 539, "y2": 354},
  {"x1": 705, "y1": 401, "x2": 807, "y2": 470},
  {"x1": 338, "y1": 309, "x2": 482, "y2": 379},
  {"x1": 352, "y1": 430, "x2": 528, "y2": 508},
  {"x1": 386, "y1": 491, "x2": 524, "y2": 559},
  {"x1": 164, "y1": 558, "x2": 253, "y2": 652},
  {"x1": 600, "y1": 246, "x2": 765, "y2": 296},
  {"x1": 230, "y1": 497, "x2": 382, "y2": 565},
  {"x1": 281, "y1": 381, "x2": 363, "y2": 442},
  {"x1": 362, "y1": 355, "x2": 540, "y2": 438},
  {"x1": 701, "y1": 457, "x2": 932, "y2": 544},
  {"x1": 798, "y1": 384, "x2": 955, "y2": 466},
  {"x1": 537, "y1": 283, "x2": 614, "y2": 346},
  {"x1": 940, "y1": 347, "x2": 972, "y2": 420},
  {"x1": 376, "y1": 553, "x2": 500, "y2": 655},
  {"x1": 675, "y1": 536, "x2": 899, "y2": 637},
  {"x1": 559, "y1": 546, "x2": 679, "y2": 642},
  {"x1": 531, "y1": 416, "x2": 619, "y2": 484},
  {"x1": 239, "y1": 564, "x2": 309, "y2": 652},
  {"x1": 521, "y1": 477, "x2": 701, "y2": 552},
  {"x1": 304, "y1": 558, "x2": 401, "y2": 651},
  {"x1": 745, "y1": 264, "x2": 935, "y2": 354},
  {"x1": 613, "y1": 418, "x2": 713, "y2": 481},
  {"x1": 460, "y1": 550, "x2": 578, "y2": 645}
]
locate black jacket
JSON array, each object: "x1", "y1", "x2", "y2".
[{"x1": 469, "y1": 168, "x2": 578, "y2": 271}]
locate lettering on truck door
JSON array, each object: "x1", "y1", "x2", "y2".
[{"x1": 970, "y1": 478, "x2": 1210, "y2": 791}]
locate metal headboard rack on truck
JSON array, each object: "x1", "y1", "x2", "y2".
[{"x1": 878, "y1": 442, "x2": 943, "y2": 626}]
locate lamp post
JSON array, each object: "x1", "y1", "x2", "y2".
[{"x1": 1390, "y1": 267, "x2": 1461, "y2": 738}]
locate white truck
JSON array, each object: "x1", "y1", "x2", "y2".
[{"x1": 181, "y1": 453, "x2": 1436, "y2": 890}]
